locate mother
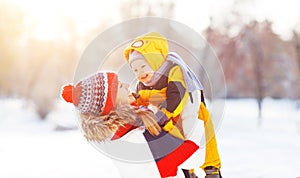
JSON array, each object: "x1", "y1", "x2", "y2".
[{"x1": 61, "y1": 71, "x2": 203, "y2": 178}]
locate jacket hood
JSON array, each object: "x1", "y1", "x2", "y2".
[{"x1": 124, "y1": 32, "x2": 168, "y2": 71}]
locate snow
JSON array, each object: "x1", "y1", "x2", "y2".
[
  {"x1": 218, "y1": 99, "x2": 300, "y2": 178},
  {"x1": 0, "y1": 98, "x2": 300, "y2": 178}
]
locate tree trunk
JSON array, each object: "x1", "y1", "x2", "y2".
[{"x1": 251, "y1": 34, "x2": 265, "y2": 120}]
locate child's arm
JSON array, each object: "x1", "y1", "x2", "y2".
[{"x1": 160, "y1": 65, "x2": 189, "y2": 119}]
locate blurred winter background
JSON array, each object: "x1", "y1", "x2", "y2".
[{"x1": 0, "y1": 0, "x2": 300, "y2": 177}]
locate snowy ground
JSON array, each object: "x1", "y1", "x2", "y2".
[{"x1": 0, "y1": 98, "x2": 299, "y2": 178}]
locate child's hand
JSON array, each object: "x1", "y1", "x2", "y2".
[
  {"x1": 128, "y1": 92, "x2": 140, "y2": 104},
  {"x1": 128, "y1": 93, "x2": 136, "y2": 104}
]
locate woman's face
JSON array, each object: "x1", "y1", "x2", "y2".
[
  {"x1": 130, "y1": 59, "x2": 154, "y2": 84},
  {"x1": 116, "y1": 81, "x2": 130, "y2": 105}
]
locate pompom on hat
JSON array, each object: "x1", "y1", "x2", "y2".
[{"x1": 61, "y1": 71, "x2": 118, "y2": 116}]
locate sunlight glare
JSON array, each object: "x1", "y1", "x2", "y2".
[{"x1": 6, "y1": 0, "x2": 115, "y2": 40}]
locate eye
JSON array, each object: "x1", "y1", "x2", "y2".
[
  {"x1": 141, "y1": 65, "x2": 146, "y2": 69},
  {"x1": 133, "y1": 69, "x2": 138, "y2": 73}
]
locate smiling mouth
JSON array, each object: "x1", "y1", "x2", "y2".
[{"x1": 141, "y1": 74, "x2": 149, "y2": 80}]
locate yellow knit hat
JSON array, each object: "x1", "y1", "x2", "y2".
[{"x1": 124, "y1": 32, "x2": 168, "y2": 71}]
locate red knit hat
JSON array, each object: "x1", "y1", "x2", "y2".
[{"x1": 61, "y1": 72, "x2": 118, "y2": 116}]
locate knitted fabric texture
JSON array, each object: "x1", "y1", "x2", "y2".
[{"x1": 61, "y1": 72, "x2": 118, "y2": 116}]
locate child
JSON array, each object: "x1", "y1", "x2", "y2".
[
  {"x1": 60, "y1": 71, "x2": 201, "y2": 178},
  {"x1": 124, "y1": 32, "x2": 222, "y2": 178}
]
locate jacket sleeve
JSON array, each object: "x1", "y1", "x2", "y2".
[
  {"x1": 111, "y1": 124, "x2": 138, "y2": 140},
  {"x1": 160, "y1": 65, "x2": 189, "y2": 119}
]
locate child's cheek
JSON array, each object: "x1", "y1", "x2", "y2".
[
  {"x1": 138, "y1": 75, "x2": 143, "y2": 81},
  {"x1": 147, "y1": 73, "x2": 154, "y2": 81}
]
